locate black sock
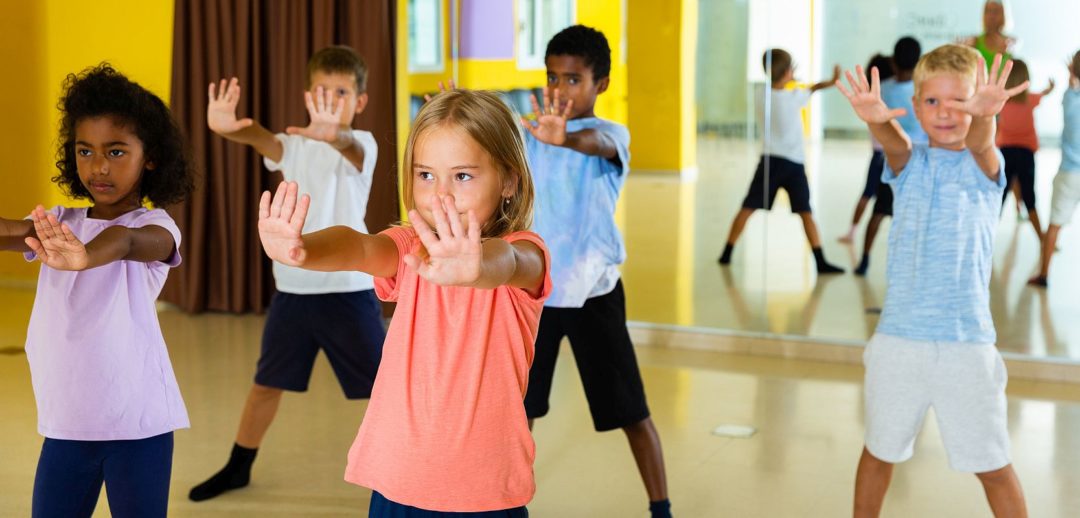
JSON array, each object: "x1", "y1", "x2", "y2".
[
  {"x1": 189, "y1": 443, "x2": 258, "y2": 502},
  {"x1": 812, "y1": 247, "x2": 844, "y2": 274},
  {"x1": 718, "y1": 244, "x2": 734, "y2": 264},
  {"x1": 854, "y1": 253, "x2": 870, "y2": 276},
  {"x1": 649, "y1": 499, "x2": 673, "y2": 518}
]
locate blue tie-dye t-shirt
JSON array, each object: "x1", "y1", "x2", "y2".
[
  {"x1": 877, "y1": 145, "x2": 1006, "y2": 344},
  {"x1": 526, "y1": 117, "x2": 630, "y2": 308}
]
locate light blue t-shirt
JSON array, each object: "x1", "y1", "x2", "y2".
[
  {"x1": 881, "y1": 79, "x2": 927, "y2": 144},
  {"x1": 1062, "y1": 88, "x2": 1080, "y2": 173},
  {"x1": 527, "y1": 117, "x2": 630, "y2": 308},
  {"x1": 877, "y1": 145, "x2": 1006, "y2": 344}
]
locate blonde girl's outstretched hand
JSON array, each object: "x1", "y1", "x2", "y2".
[
  {"x1": 521, "y1": 86, "x2": 574, "y2": 146},
  {"x1": 946, "y1": 54, "x2": 1029, "y2": 117},
  {"x1": 258, "y1": 182, "x2": 310, "y2": 267},
  {"x1": 835, "y1": 65, "x2": 908, "y2": 124},
  {"x1": 405, "y1": 194, "x2": 483, "y2": 286},
  {"x1": 207, "y1": 78, "x2": 255, "y2": 135},
  {"x1": 25, "y1": 206, "x2": 90, "y2": 271}
]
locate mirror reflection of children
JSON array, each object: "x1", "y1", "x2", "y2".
[{"x1": 719, "y1": 48, "x2": 844, "y2": 274}]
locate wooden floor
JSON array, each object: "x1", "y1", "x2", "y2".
[{"x1": 3, "y1": 300, "x2": 1080, "y2": 516}]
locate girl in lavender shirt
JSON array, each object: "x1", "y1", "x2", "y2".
[{"x1": 0, "y1": 64, "x2": 194, "y2": 518}]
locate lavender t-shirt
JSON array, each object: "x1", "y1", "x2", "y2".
[{"x1": 24, "y1": 206, "x2": 189, "y2": 440}]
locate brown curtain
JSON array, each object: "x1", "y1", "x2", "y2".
[{"x1": 163, "y1": 0, "x2": 399, "y2": 313}]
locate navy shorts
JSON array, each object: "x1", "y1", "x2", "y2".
[
  {"x1": 524, "y1": 280, "x2": 651, "y2": 432},
  {"x1": 33, "y1": 432, "x2": 173, "y2": 518},
  {"x1": 255, "y1": 290, "x2": 385, "y2": 399},
  {"x1": 862, "y1": 150, "x2": 885, "y2": 199},
  {"x1": 1001, "y1": 146, "x2": 1037, "y2": 211},
  {"x1": 369, "y1": 491, "x2": 528, "y2": 517},
  {"x1": 872, "y1": 182, "x2": 894, "y2": 216},
  {"x1": 741, "y1": 155, "x2": 813, "y2": 213}
]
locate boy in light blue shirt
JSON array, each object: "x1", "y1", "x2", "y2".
[
  {"x1": 838, "y1": 44, "x2": 1029, "y2": 516},
  {"x1": 1030, "y1": 50, "x2": 1080, "y2": 287},
  {"x1": 519, "y1": 25, "x2": 672, "y2": 518}
]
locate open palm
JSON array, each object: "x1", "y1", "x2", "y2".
[
  {"x1": 285, "y1": 87, "x2": 345, "y2": 143},
  {"x1": 521, "y1": 86, "x2": 574, "y2": 146},
  {"x1": 946, "y1": 55, "x2": 1029, "y2": 117},
  {"x1": 25, "y1": 206, "x2": 89, "y2": 271},
  {"x1": 405, "y1": 195, "x2": 482, "y2": 286},
  {"x1": 207, "y1": 78, "x2": 254, "y2": 135},
  {"x1": 258, "y1": 182, "x2": 310, "y2": 267},
  {"x1": 836, "y1": 66, "x2": 907, "y2": 124}
]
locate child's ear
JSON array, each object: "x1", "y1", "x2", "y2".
[
  {"x1": 145, "y1": 161, "x2": 156, "y2": 171},
  {"x1": 595, "y1": 77, "x2": 610, "y2": 95},
  {"x1": 355, "y1": 93, "x2": 369, "y2": 115},
  {"x1": 501, "y1": 174, "x2": 519, "y2": 199}
]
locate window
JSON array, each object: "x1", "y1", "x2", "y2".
[
  {"x1": 409, "y1": 0, "x2": 444, "y2": 73},
  {"x1": 517, "y1": 0, "x2": 575, "y2": 69}
]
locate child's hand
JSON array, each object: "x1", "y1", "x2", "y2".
[
  {"x1": 423, "y1": 80, "x2": 456, "y2": 103},
  {"x1": 521, "y1": 87, "x2": 574, "y2": 146},
  {"x1": 207, "y1": 78, "x2": 255, "y2": 135},
  {"x1": 286, "y1": 87, "x2": 348, "y2": 146},
  {"x1": 405, "y1": 195, "x2": 482, "y2": 287},
  {"x1": 836, "y1": 65, "x2": 908, "y2": 124},
  {"x1": 25, "y1": 206, "x2": 90, "y2": 271},
  {"x1": 946, "y1": 55, "x2": 1028, "y2": 117},
  {"x1": 258, "y1": 182, "x2": 310, "y2": 267}
]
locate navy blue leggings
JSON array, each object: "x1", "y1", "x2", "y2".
[
  {"x1": 369, "y1": 491, "x2": 528, "y2": 517},
  {"x1": 32, "y1": 432, "x2": 173, "y2": 518}
]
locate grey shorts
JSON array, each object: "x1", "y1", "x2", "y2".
[{"x1": 863, "y1": 333, "x2": 1011, "y2": 473}]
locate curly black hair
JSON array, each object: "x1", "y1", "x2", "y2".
[
  {"x1": 893, "y1": 36, "x2": 922, "y2": 71},
  {"x1": 54, "y1": 63, "x2": 194, "y2": 207},
  {"x1": 545, "y1": 25, "x2": 611, "y2": 81}
]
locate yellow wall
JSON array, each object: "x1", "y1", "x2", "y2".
[
  {"x1": 626, "y1": 0, "x2": 697, "y2": 172},
  {"x1": 0, "y1": 0, "x2": 174, "y2": 281},
  {"x1": 0, "y1": 2, "x2": 47, "y2": 279}
]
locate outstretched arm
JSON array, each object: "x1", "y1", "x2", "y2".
[
  {"x1": 284, "y1": 87, "x2": 369, "y2": 171},
  {"x1": 1041, "y1": 78, "x2": 1056, "y2": 96},
  {"x1": 207, "y1": 78, "x2": 283, "y2": 163},
  {"x1": 0, "y1": 217, "x2": 34, "y2": 252},
  {"x1": 23, "y1": 206, "x2": 174, "y2": 270},
  {"x1": 520, "y1": 87, "x2": 618, "y2": 160},
  {"x1": 257, "y1": 182, "x2": 398, "y2": 277},
  {"x1": 405, "y1": 194, "x2": 546, "y2": 295},
  {"x1": 946, "y1": 55, "x2": 1029, "y2": 180},
  {"x1": 810, "y1": 65, "x2": 842, "y2": 93},
  {"x1": 836, "y1": 65, "x2": 913, "y2": 173}
]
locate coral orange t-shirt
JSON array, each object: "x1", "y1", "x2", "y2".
[
  {"x1": 997, "y1": 93, "x2": 1042, "y2": 151},
  {"x1": 344, "y1": 226, "x2": 551, "y2": 512}
]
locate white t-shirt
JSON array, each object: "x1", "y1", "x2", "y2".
[
  {"x1": 759, "y1": 87, "x2": 811, "y2": 164},
  {"x1": 264, "y1": 131, "x2": 377, "y2": 294}
]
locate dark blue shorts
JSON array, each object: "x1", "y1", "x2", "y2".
[
  {"x1": 369, "y1": 491, "x2": 528, "y2": 517},
  {"x1": 255, "y1": 290, "x2": 385, "y2": 399},
  {"x1": 741, "y1": 155, "x2": 813, "y2": 213},
  {"x1": 862, "y1": 150, "x2": 886, "y2": 199},
  {"x1": 32, "y1": 432, "x2": 173, "y2": 518}
]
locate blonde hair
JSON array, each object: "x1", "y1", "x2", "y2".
[
  {"x1": 402, "y1": 90, "x2": 534, "y2": 238},
  {"x1": 913, "y1": 44, "x2": 981, "y2": 98},
  {"x1": 1005, "y1": 59, "x2": 1029, "y2": 103}
]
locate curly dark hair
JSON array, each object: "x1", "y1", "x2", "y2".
[
  {"x1": 545, "y1": 25, "x2": 611, "y2": 80},
  {"x1": 54, "y1": 63, "x2": 194, "y2": 207}
]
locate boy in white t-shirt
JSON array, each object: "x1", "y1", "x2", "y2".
[
  {"x1": 719, "y1": 48, "x2": 844, "y2": 273},
  {"x1": 190, "y1": 45, "x2": 386, "y2": 501}
]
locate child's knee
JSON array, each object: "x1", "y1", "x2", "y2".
[{"x1": 975, "y1": 464, "x2": 1014, "y2": 485}]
